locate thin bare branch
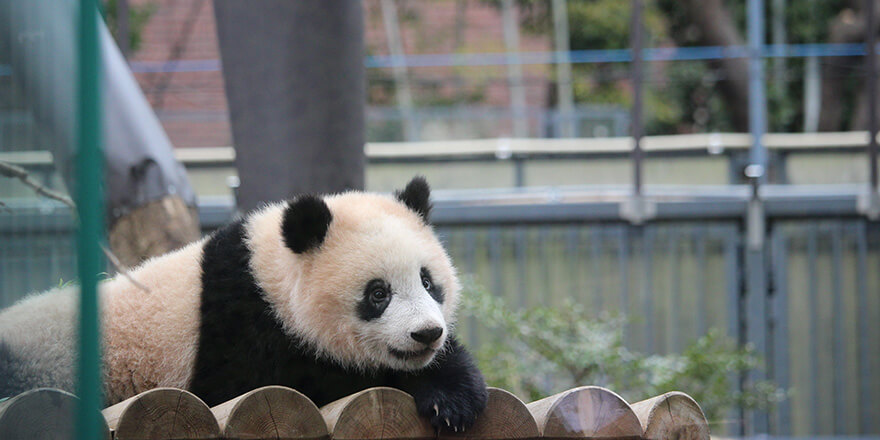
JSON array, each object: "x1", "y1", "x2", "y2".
[
  {"x1": 0, "y1": 160, "x2": 75, "y2": 208},
  {"x1": 0, "y1": 159, "x2": 150, "y2": 293},
  {"x1": 101, "y1": 244, "x2": 150, "y2": 292}
]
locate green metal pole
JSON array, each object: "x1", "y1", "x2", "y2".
[{"x1": 76, "y1": 0, "x2": 104, "y2": 438}]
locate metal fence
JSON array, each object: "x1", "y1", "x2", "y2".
[
  {"x1": 366, "y1": 105, "x2": 631, "y2": 142},
  {"x1": 439, "y1": 222, "x2": 740, "y2": 354},
  {"x1": 1, "y1": 186, "x2": 879, "y2": 437},
  {"x1": 770, "y1": 221, "x2": 880, "y2": 437},
  {"x1": 436, "y1": 217, "x2": 880, "y2": 437}
]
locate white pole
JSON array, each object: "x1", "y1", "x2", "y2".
[
  {"x1": 552, "y1": 0, "x2": 575, "y2": 138},
  {"x1": 502, "y1": 0, "x2": 528, "y2": 137},
  {"x1": 380, "y1": 0, "x2": 417, "y2": 141}
]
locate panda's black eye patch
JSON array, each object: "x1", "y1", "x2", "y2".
[
  {"x1": 358, "y1": 279, "x2": 391, "y2": 321},
  {"x1": 421, "y1": 267, "x2": 444, "y2": 304}
]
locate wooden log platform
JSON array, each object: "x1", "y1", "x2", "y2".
[
  {"x1": 631, "y1": 392, "x2": 709, "y2": 440},
  {"x1": 0, "y1": 388, "x2": 110, "y2": 440},
  {"x1": 211, "y1": 385, "x2": 328, "y2": 440},
  {"x1": 102, "y1": 387, "x2": 220, "y2": 440},
  {"x1": 320, "y1": 387, "x2": 434, "y2": 440},
  {"x1": 2, "y1": 385, "x2": 711, "y2": 440},
  {"x1": 527, "y1": 386, "x2": 643, "y2": 439}
]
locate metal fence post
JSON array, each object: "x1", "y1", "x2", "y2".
[
  {"x1": 746, "y1": 0, "x2": 770, "y2": 434},
  {"x1": 860, "y1": 0, "x2": 880, "y2": 219},
  {"x1": 75, "y1": 1, "x2": 104, "y2": 439},
  {"x1": 117, "y1": 0, "x2": 129, "y2": 58},
  {"x1": 552, "y1": 0, "x2": 575, "y2": 138},
  {"x1": 380, "y1": 0, "x2": 416, "y2": 142},
  {"x1": 502, "y1": 0, "x2": 527, "y2": 137},
  {"x1": 770, "y1": 230, "x2": 791, "y2": 435},
  {"x1": 868, "y1": 0, "x2": 878, "y2": 194},
  {"x1": 630, "y1": 0, "x2": 643, "y2": 196},
  {"x1": 621, "y1": 0, "x2": 656, "y2": 225}
]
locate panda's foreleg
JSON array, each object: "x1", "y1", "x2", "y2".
[{"x1": 393, "y1": 337, "x2": 488, "y2": 432}]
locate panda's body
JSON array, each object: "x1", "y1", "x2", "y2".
[{"x1": 0, "y1": 178, "x2": 487, "y2": 431}]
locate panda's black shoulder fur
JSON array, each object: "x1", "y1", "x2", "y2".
[{"x1": 191, "y1": 217, "x2": 385, "y2": 406}]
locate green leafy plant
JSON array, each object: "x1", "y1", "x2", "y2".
[
  {"x1": 57, "y1": 278, "x2": 76, "y2": 289},
  {"x1": 103, "y1": 0, "x2": 156, "y2": 54},
  {"x1": 459, "y1": 278, "x2": 784, "y2": 423}
]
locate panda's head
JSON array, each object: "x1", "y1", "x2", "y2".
[{"x1": 246, "y1": 177, "x2": 460, "y2": 372}]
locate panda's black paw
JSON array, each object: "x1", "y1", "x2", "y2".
[
  {"x1": 401, "y1": 337, "x2": 488, "y2": 432},
  {"x1": 414, "y1": 383, "x2": 488, "y2": 432}
]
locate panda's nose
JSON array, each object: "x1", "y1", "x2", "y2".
[{"x1": 410, "y1": 327, "x2": 443, "y2": 345}]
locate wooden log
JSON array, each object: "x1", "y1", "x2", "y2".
[
  {"x1": 108, "y1": 195, "x2": 200, "y2": 268},
  {"x1": 526, "y1": 386, "x2": 642, "y2": 439},
  {"x1": 211, "y1": 385, "x2": 328, "y2": 440},
  {"x1": 102, "y1": 387, "x2": 220, "y2": 439},
  {"x1": 320, "y1": 387, "x2": 433, "y2": 440},
  {"x1": 0, "y1": 388, "x2": 110, "y2": 440},
  {"x1": 441, "y1": 387, "x2": 539, "y2": 440},
  {"x1": 631, "y1": 392, "x2": 709, "y2": 440}
]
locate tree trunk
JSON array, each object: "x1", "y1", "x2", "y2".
[
  {"x1": 819, "y1": 8, "x2": 864, "y2": 130},
  {"x1": 1, "y1": 2, "x2": 200, "y2": 268},
  {"x1": 680, "y1": 0, "x2": 751, "y2": 132},
  {"x1": 214, "y1": 0, "x2": 366, "y2": 211},
  {"x1": 100, "y1": 22, "x2": 200, "y2": 266},
  {"x1": 846, "y1": 2, "x2": 880, "y2": 130},
  {"x1": 853, "y1": 56, "x2": 879, "y2": 129},
  {"x1": 107, "y1": 196, "x2": 200, "y2": 268}
]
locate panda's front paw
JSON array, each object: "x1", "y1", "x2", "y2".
[{"x1": 414, "y1": 384, "x2": 488, "y2": 432}]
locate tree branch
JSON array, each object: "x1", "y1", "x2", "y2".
[
  {"x1": 0, "y1": 160, "x2": 75, "y2": 208},
  {"x1": 99, "y1": 245, "x2": 150, "y2": 292},
  {"x1": 0, "y1": 160, "x2": 150, "y2": 292}
]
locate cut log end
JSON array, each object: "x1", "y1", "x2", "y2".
[
  {"x1": 102, "y1": 387, "x2": 220, "y2": 440},
  {"x1": 632, "y1": 392, "x2": 710, "y2": 440},
  {"x1": 441, "y1": 387, "x2": 539, "y2": 440},
  {"x1": 0, "y1": 388, "x2": 110, "y2": 440},
  {"x1": 527, "y1": 386, "x2": 642, "y2": 439},
  {"x1": 212, "y1": 385, "x2": 328, "y2": 439},
  {"x1": 320, "y1": 387, "x2": 433, "y2": 440},
  {"x1": 108, "y1": 195, "x2": 200, "y2": 268}
]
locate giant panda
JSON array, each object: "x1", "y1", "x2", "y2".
[{"x1": 0, "y1": 177, "x2": 488, "y2": 431}]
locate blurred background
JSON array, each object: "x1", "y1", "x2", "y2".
[{"x1": 2, "y1": 0, "x2": 880, "y2": 438}]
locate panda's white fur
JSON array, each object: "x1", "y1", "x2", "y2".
[
  {"x1": 0, "y1": 178, "x2": 486, "y2": 431},
  {"x1": 0, "y1": 284, "x2": 79, "y2": 393},
  {"x1": 246, "y1": 192, "x2": 459, "y2": 372},
  {"x1": 0, "y1": 238, "x2": 205, "y2": 403},
  {"x1": 101, "y1": 239, "x2": 205, "y2": 401}
]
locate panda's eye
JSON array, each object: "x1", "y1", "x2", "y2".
[
  {"x1": 370, "y1": 288, "x2": 388, "y2": 303},
  {"x1": 359, "y1": 279, "x2": 392, "y2": 321},
  {"x1": 421, "y1": 276, "x2": 433, "y2": 291}
]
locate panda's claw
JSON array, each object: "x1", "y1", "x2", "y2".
[
  {"x1": 410, "y1": 363, "x2": 488, "y2": 433},
  {"x1": 423, "y1": 405, "x2": 474, "y2": 433}
]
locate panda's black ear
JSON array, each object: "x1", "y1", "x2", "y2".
[
  {"x1": 282, "y1": 195, "x2": 332, "y2": 254},
  {"x1": 395, "y1": 176, "x2": 431, "y2": 222}
]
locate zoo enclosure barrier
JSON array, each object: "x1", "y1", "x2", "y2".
[{"x1": 2, "y1": 184, "x2": 879, "y2": 437}]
